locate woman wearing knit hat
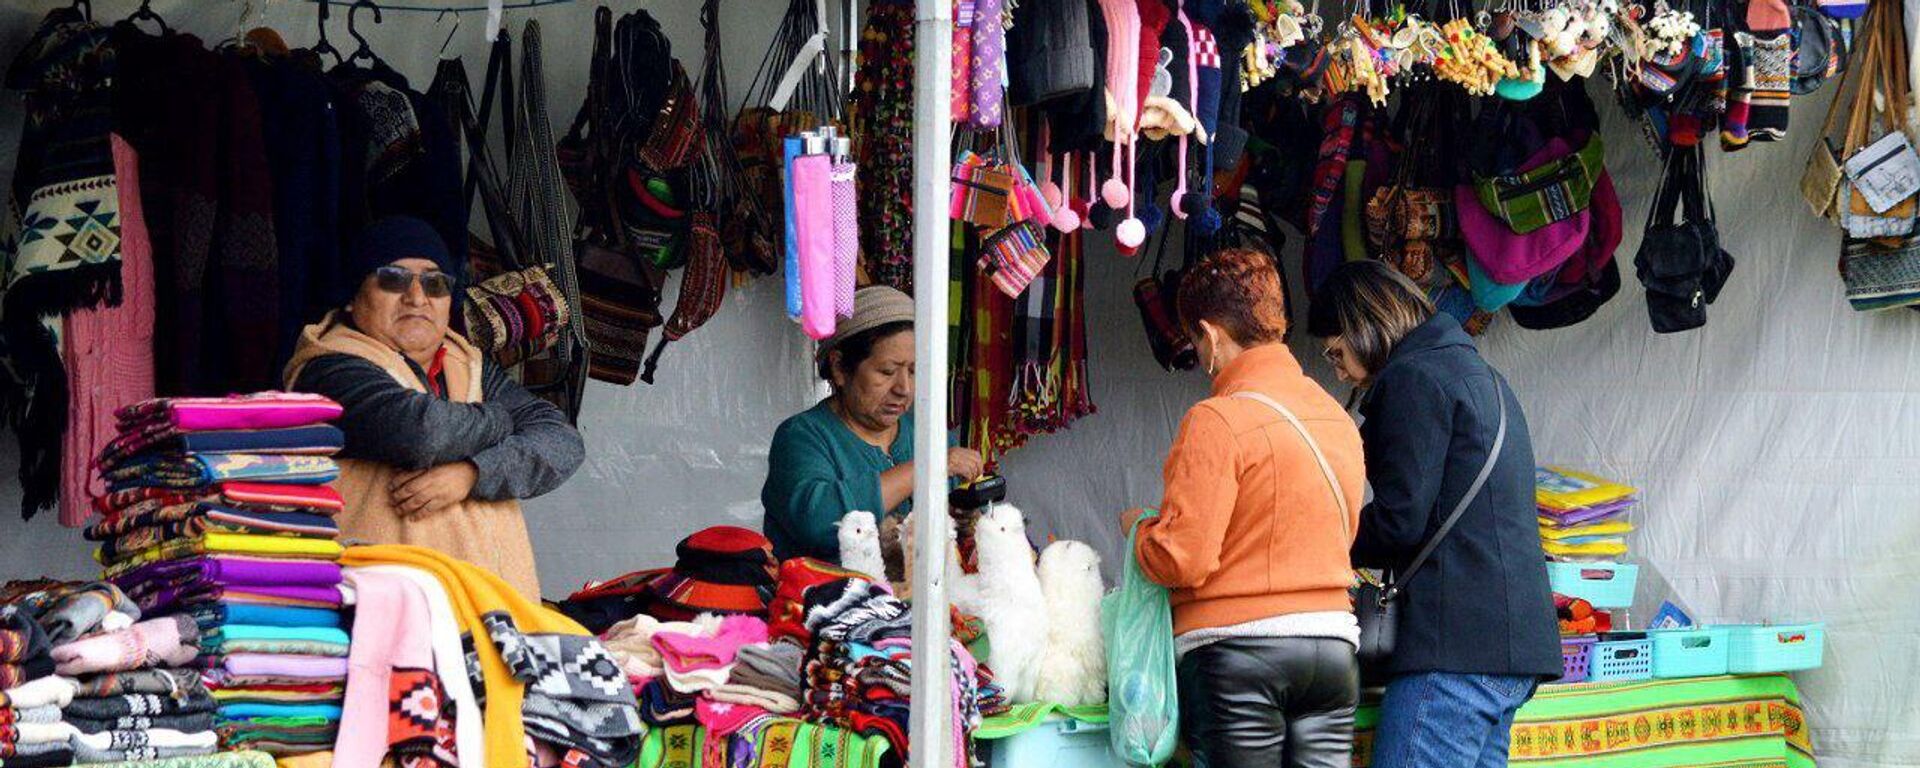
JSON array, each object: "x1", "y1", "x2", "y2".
[
  {"x1": 761, "y1": 286, "x2": 985, "y2": 562},
  {"x1": 284, "y1": 217, "x2": 584, "y2": 600}
]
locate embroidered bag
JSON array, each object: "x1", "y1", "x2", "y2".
[{"x1": 979, "y1": 221, "x2": 1052, "y2": 298}]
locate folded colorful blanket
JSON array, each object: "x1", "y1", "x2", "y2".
[
  {"x1": 0, "y1": 740, "x2": 71, "y2": 762},
  {"x1": 102, "y1": 533, "x2": 345, "y2": 570},
  {"x1": 66, "y1": 711, "x2": 216, "y2": 734},
  {"x1": 189, "y1": 604, "x2": 341, "y2": 631},
  {"x1": 115, "y1": 394, "x2": 343, "y2": 434},
  {"x1": 99, "y1": 425, "x2": 345, "y2": 470},
  {"x1": 207, "y1": 685, "x2": 344, "y2": 705},
  {"x1": 214, "y1": 655, "x2": 347, "y2": 681},
  {"x1": 106, "y1": 454, "x2": 339, "y2": 492},
  {"x1": 71, "y1": 668, "x2": 202, "y2": 699},
  {"x1": 51, "y1": 615, "x2": 199, "y2": 676},
  {"x1": 114, "y1": 556, "x2": 342, "y2": 595},
  {"x1": 201, "y1": 635, "x2": 348, "y2": 659},
  {"x1": 214, "y1": 715, "x2": 340, "y2": 749},
  {"x1": 215, "y1": 703, "x2": 342, "y2": 721},
  {"x1": 63, "y1": 688, "x2": 216, "y2": 720},
  {"x1": 200, "y1": 626, "x2": 348, "y2": 649},
  {"x1": 126, "y1": 583, "x2": 345, "y2": 619},
  {"x1": 97, "y1": 511, "x2": 339, "y2": 564},
  {"x1": 203, "y1": 675, "x2": 347, "y2": 693},
  {"x1": 93, "y1": 483, "x2": 345, "y2": 526}
]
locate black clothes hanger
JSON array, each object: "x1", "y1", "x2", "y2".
[
  {"x1": 346, "y1": 0, "x2": 387, "y2": 68},
  {"x1": 126, "y1": 0, "x2": 170, "y2": 33},
  {"x1": 311, "y1": 0, "x2": 342, "y2": 64}
]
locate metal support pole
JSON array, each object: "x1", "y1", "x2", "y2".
[{"x1": 907, "y1": 0, "x2": 954, "y2": 767}]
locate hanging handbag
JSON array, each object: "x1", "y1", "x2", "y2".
[
  {"x1": 1801, "y1": 28, "x2": 1860, "y2": 222},
  {"x1": 436, "y1": 31, "x2": 575, "y2": 368},
  {"x1": 1839, "y1": 4, "x2": 1919, "y2": 239},
  {"x1": 1635, "y1": 147, "x2": 1735, "y2": 333},
  {"x1": 979, "y1": 220, "x2": 1052, "y2": 298}
]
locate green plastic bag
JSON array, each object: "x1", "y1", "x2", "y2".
[{"x1": 1102, "y1": 512, "x2": 1180, "y2": 766}]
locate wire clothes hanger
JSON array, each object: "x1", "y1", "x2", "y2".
[{"x1": 69, "y1": 0, "x2": 92, "y2": 22}]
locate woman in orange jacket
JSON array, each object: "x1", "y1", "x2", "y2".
[{"x1": 1126, "y1": 247, "x2": 1367, "y2": 768}]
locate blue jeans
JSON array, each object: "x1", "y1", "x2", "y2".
[{"x1": 1369, "y1": 672, "x2": 1538, "y2": 768}]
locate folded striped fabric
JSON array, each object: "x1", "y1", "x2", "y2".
[
  {"x1": 99, "y1": 425, "x2": 345, "y2": 470},
  {"x1": 189, "y1": 604, "x2": 342, "y2": 630},
  {"x1": 215, "y1": 703, "x2": 343, "y2": 721},
  {"x1": 97, "y1": 510, "x2": 340, "y2": 564},
  {"x1": 201, "y1": 626, "x2": 350, "y2": 658},
  {"x1": 93, "y1": 483, "x2": 344, "y2": 525},
  {"x1": 101, "y1": 533, "x2": 345, "y2": 570},
  {"x1": 105, "y1": 454, "x2": 339, "y2": 492},
  {"x1": 115, "y1": 394, "x2": 342, "y2": 433}
]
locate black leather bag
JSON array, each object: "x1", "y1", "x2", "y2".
[{"x1": 1354, "y1": 377, "x2": 1510, "y2": 684}]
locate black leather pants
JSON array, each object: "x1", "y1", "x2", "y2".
[{"x1": 1177, "y1": 637, "x2": 1359, "y2": 768}]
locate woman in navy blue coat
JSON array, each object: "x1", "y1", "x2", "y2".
[{"x1": 1308, "y1": 262, "x2": 1561, "y2": 768}]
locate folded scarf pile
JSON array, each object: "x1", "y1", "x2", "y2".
[
  {"x1": 87, "y1": 393, "x2": 350, "y2": 760},
  {"x1": 50, "y1": 615, "x2": 198, "y2": 676}
]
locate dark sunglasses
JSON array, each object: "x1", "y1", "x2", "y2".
[{"x1": 374, "y1": 266, "x2": 454, "y2": 298}]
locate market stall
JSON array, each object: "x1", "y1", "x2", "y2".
[{"x1": 0, "y1": 0, "x2": 1912, "y2": 766}]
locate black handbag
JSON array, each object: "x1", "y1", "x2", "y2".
[
  {"x1": 1634, "y1": 147, "x2": 1735, "y2": 334},
  {"x1": 1353, "y1": 376, "x2": 1510, "y2": 684}
]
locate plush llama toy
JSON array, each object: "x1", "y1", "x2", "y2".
[
  {"x1": 837, "y1": 511, "x2": 889, "y2": 589},
  {"x1": 971, "y1": 504, "x2": 1048, "y2": 703},
  {"x1": 1033, "y1": 540, "x2": 1107, "y2": 706}
]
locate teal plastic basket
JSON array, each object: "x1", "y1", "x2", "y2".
[
  {"x1": 1650, "y1": 627, "x2": 1730, "y2": 678},
  {"x1": 1546, "y1": 562, "x2": 1640, "y2": 608},
  {"x1": 1724, "y1": 623, "x2": 1826, "y2": 673},
  {"x1": 987, "y1": 717, "x2": 1122, "y2": 768},
  {"x1": 1588, "y1": 636, "x2": 1654, "y2": 682}
]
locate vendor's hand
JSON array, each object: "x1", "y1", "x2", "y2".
[
  {"x1": 946, "y1": 447, "x2": 986, "y2": 481},
  {"x1": 1121, "y1": 507, "x2": 1149, "y2": 531},
  {"x1": 391, "y1": 461, "x2": 479, "y2": 519}
]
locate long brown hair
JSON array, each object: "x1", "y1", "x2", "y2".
[{"x1": 1306, "y1": 261, "x2": 1436, "y2": 375}]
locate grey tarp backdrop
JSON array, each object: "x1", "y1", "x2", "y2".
[{"x1": 1, "y1": 2, "x2": 1915, "y2": 765}]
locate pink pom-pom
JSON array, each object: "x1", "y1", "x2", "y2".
[
  {"x1": 1040, "y1": 180, "x2": 1063, "y2": 208},
  {"x1": 1117, "y1": 217, "x2": 1147, "y2": 248},
  {"x1": 1051, "y1": 207, "x2": 1082, "y2": 232},
  {"x1": 1101, "y1": 178, "x2": 1130, "y2": 208}
]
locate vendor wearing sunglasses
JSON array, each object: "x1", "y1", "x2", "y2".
[{"x1": 283, "y1": 217, "x2": 583, "y2": 600}]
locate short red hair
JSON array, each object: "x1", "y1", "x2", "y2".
[{"x1": 1176, "y1": 247, "x2": 1289, "y2": 346}]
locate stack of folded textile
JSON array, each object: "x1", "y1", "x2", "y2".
[
  {"x1": 89, "y1": 393, "x2": 349, "y2": 757},
  {"x1": 53, "y1": 614, "x2": 219, "y2": 764},
  {"x1": 1535, "y1": 466, "x2": 1638, "y2": 562},
  {"x1": 1, "y1": 604, "x2": 69, "y2": 768}
]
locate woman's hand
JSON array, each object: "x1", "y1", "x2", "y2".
[
  {"x1": 391, "y1": 461, "x2": 479, "y2": 519},
  {"x1": 946, "y1": 447, "x2": 986, "y2": 481}
]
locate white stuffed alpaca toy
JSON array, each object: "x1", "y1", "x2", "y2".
[
  {"x1": 892, "y1": 512, "x2": 978, "y2": 609},
  {"x1": 971, "y1": 504, "x2": 1049, "y2": 703},
  {"x1": 1033, "y1": 540, "x2": 1107, "y2": 706},
  {"x1": 837, "y1": 511, "x2": 889, "y2": 589}
]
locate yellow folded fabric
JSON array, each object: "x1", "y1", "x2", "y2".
[
  {"x1": 1542, "y1": 539, "x2": 1628, "y2": 557},
  {"x1": 1538, "y1": 520, "x2": 1635, "y2": 539},
  {"x1": 98, "y1": 531, "x2": 346, "y2": 568},
  {"x1": 341, "y1": 544, "x2": 588, "y2": 768},
  {"x1": 1535, "y1": 466, "x2": 1637, "y2": 512}
]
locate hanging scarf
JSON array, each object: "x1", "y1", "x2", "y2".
[
  {"x1": 851, "y1": 0, "x2": 918, "y2": 293},
  {"x1": 2, "y1": 9, "x2": 120, "y2": 519}
]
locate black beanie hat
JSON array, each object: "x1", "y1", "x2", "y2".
[{"x1": 339, "y1": 216, "x2": 458, "y2": 308}]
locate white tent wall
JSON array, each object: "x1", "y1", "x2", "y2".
[{"x1": 0, "y1": 2, "x2": 1914, "y2": 765}]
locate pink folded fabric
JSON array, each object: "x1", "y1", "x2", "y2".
[
  {"x1": 792, "y1": 153, "x2": 838, "y2": 341},
  {"x1": 653, "y1": 616, "x2": 769, "y2": 694},
  {"x1": 336, "y1": 570, "x2": 435, "y2": 768},
  {"x1": 220, "y1": 653, "x2": 349, "y2": 680},
  {"x1": 695, "y1": 698, "x2": 769, "y2": 737},
  {"x1": 52, "y1": 615, "x2": 198, "y2": 676},
  {"x1": 115, "y1": 393, "x2": 342, "y2": 433}
]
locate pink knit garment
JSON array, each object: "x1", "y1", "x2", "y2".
[
  {"x1": 335, "y1": 569, "x2": 435, "y2": 768},
  {"x1": 61, "y1": 134, "x2": 156, "y2": 527}
]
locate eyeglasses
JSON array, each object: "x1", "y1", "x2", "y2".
[
  {"x1": 374, "y1": 266, "x2": 454, "y2": 298},
  {"x1": 1322, "y1": 346, "x2": 1347, "y2": 366}
]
